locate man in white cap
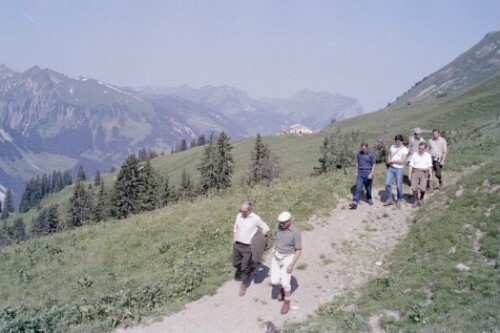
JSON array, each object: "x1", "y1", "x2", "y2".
[{"x1": 270, "y1": 211, "x2": 302, "y2": 315}]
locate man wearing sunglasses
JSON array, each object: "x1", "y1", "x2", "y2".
[{"x1": 233, "y1": 200, "x2": 270, "y2": 297}]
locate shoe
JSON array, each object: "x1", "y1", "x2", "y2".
[
  {"x1": 368, "y1": 199, "x2": 373, "y2": 206},
  {"x1": 280, "y1": 300, "x2": 290, "y2": 314},
  {"x1": 383, "y1": 200, "x2": 394, "y2": 206},
  {"x1": 239, "y1": 283, "x2": 247, "y2": 296},
  {"x1": 349, "y1": 202, "x2": 357, "y2": 210}
]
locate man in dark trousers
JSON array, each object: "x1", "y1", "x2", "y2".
[
  {"x1": 349, "y1": 142, "x2": 376, "y2": 209},
  {"x1": 232, "y1": 200, "x2": 270, "y2": 296}
]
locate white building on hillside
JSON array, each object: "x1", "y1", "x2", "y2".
[{"x1": 289, "y1": 124, "x2": 312, "y2": 135}]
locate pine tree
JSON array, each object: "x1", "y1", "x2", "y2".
[
  {"x1": 215, "y1": 131, "x2": 234, "y2": 191},
  {"x1": 11, "y1": 217, "x2": 26, "y2": 242},
  {"x1": 93, "y1": 179, "x2": 108, "y2": 222},
  {"x1": 247, "y1": 133, "x2": 280, "y2": 186},
  {"x1": 197, "y1": 134, "x2": 206, "y2": 146},
  {"x1": 198, "y1": 140, "x2": 218, "y2": 194},
  {"x1": 313, "y1": 136, "x2": 332, "y2": 175},
  {"x1": 94, "y1": 170, "x2": 101, "y2": 187},
  {"x1": 111, "y1": 154, "x2": 144, "y2": 219},
  {"x1": 2, "y1": 190, "x2": 14, "y2": 219},
  {"x1": 179, "y1": 169, "x2": 193, "y2": 200},
  {"x1": 140, "y1": 160, "x2": 159, "y2": 211},
  {"x1": 46, "y1": 205, "x2": 60, "y2": 233},
  {"x1": 69, "y1": 181, "x2": 93, "y2": 227},
  {"x1": 162, "y1": 175, "x2": 171, "y2": 206},
  {"x1": 76, "y1": 165, "x2": 86, "y2": 182}
]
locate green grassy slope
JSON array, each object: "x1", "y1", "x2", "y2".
[{"x1": 1, "y1": 74, "x2": 499, "y2": 332}]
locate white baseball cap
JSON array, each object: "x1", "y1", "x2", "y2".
[{"x1": 277, "y1": 211, "x2": 291, "y2": 222}]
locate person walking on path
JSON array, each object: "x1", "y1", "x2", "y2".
[
  {"x1": 427, "y1": 128, "x2": 448, "y2": 190},
  {"x1": 233, "y1": 201, "x2": 270, "y2": 297},
  {"x1": 408, "y1": 142, "x2": 433, "y2": 207},
  {"x1": 349, "y1": 142, "x2": 376, "y2": 210},
  {"x1": 408, "y1": 127, "x2": 426, "y2": 162},
  {"x1": 270, "y1": 211, "x2": 302, "y2": 315},
  {"x1": 384, "y1": 134, "x2": 409, "y2": 207}
]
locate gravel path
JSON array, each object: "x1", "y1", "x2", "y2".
[{"x1": 115, "y1": 189, "x2": 417, "y2": 333}]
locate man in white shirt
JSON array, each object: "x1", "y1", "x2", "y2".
[
  {"x1": 384, "y1": 134, "x2": 409, "y2": 207},
  {"x1": 409, "y1": 142, "x2": 433, "y2": 207},
  {"x1": 233, "y1": 200, "x2": 270, "y2": 296}
]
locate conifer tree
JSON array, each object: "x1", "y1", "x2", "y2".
[
  {"x1": 76, "y1": 165, "x2": 86, "y2": 182},
  {"x1": 140, "y1": 160, "x2": 159, "y2": 211},
  {"x1": 198, "y1": 139, "x2": 218, "y2": 194},
  {"x1": 69, "y1": 181, "x2": 93, "y2": 227},
  {"x1": 11, "y1": 217, "x2": 26, "y2": 242},
  {"x1": 2, "y1": 190, "x2": 14, "y2": 219},
  {"x1": 179, "y1": 169, "x2": 194, "y2": 200},
  {"x1": 93, "y1": 179, "x2": 108, "y2": 222},
  {"x1": 111, "y1": 154, "x2": 144, "y2": 219},
  {"x1": 215, "y1": 131, "x2": 234, "y2": 191},
  {"x1": 162, "y1": 175, "x2": 171, "y2": 206},
  {"x1": 247, "y1": 133, "x2": 280, "y2": 186},
  {"x1": 94, "y1": 170, "x2": 101, "y2": 187},
  {"x1": 197, "y1": 134, "x2": 206, "y2": 146}
]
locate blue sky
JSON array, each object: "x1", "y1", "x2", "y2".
[{"x1": 1, "y1": 0, "x2": 499, "y2": 112}]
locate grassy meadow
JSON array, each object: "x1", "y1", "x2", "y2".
[{"x1": 0, "y1": 74, "x2": 499, "y2": 332}]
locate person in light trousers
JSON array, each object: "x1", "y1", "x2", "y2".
[{"x1": 270, "y1": 211, "x2": 302, "y2": 315}]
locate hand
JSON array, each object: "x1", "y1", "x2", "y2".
[
  {"x1": 367, "y1": 173, "x2": 373, "y2": 180},
  {"x1": 286, "y1": 263, "x2": 294, "y2": 274}
]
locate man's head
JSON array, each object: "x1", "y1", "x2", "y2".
[
  {"x1": 432, "y1": 128, "x2": 441, "y2": 139},
  {"x1": 418, "y1": 142, "x2": 427, "y2": 155},
  {"x1": 239, "y1": 200, "x2": 252, "y2": 218},
  {"x1": 394, "y1": 134, "x2": 404, "y2": 147},
  {"x1": 277, "y1": 211, "x2": 292, "y2": 229},
  {"x1": 360, "y1": 142, "x2": 369, "y2": 153},
  {"x1": 414, "y1": 127, "x2": 423, "y2": 138}
]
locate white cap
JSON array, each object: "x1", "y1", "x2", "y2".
[{"x1": 277, "y1": 211, "x2": 291, "y2": 222}]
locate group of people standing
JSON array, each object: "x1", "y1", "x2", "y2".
[
  {"x1": 349, "y1": 127, "x2": 448, "y2": 209},
  {"x1": 232, "y1": 201, "x2": 302, "y2": 315}
]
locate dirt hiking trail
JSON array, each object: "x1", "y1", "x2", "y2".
[{"x1": 115, "y1": 187, "x2": 422, "y2": 333}]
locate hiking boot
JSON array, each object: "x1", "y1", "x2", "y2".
[
  {"x1": 349, "y1": 202, "x2": 357, "y2": 210},
  {"x1": 368, "y1": 199, "x2": 373, "y2": 206},
  {"x1": 239, "y1": 283, "x2": 247, "y2": 296},
  {"x1": 280, "y1": 300, "x2": 290, "y2": 314}
]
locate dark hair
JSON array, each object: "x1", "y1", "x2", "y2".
[
  {"x1": 360, "y1": 142, "x2": 369, "y2": 148},
  {"x1": 432, "y1": 128, "x2": 441, "y2": 133},
  {"x1": 394, "y1": 134, "x2": 404, "y2": 141},
  {"x1": 418, "y1": 142, "x2": 427, "y2": 148}
]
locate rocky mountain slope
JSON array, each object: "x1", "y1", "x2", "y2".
[{"x1": 391, "y1": 31, "x2": 500, "y2": 106}]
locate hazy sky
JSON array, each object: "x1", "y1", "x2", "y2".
[{"x1": 1, "y1": 0, "x2": 499, "y2": 112}]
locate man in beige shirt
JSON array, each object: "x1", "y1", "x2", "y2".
[{"x1": 427, "y1": 128, "x2": 448, "y2": 189}]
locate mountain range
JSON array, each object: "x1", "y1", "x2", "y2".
[{"x1": 0, "y1": 64, "x2": 363, "y2": 205}]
